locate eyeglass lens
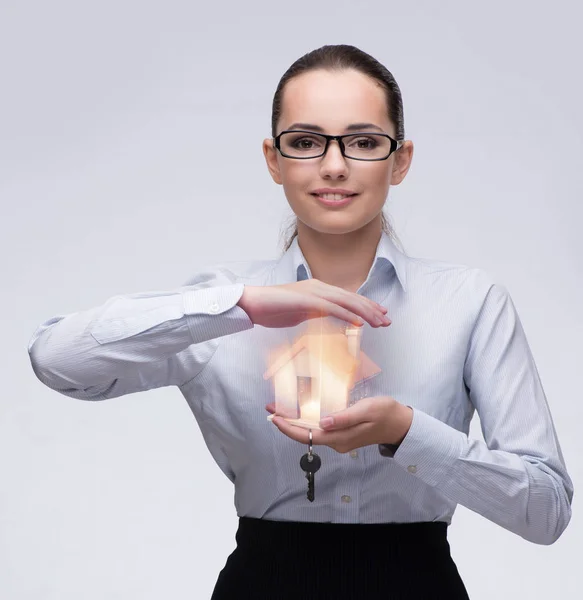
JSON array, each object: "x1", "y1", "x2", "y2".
[{"x1": 279, "y1": 132, "x2": 392, "y2": 160}]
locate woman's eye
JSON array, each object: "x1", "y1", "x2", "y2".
[
  {"x1": 354, "y1": 137, "x2": 377, "y2": 149},
  {"x1": 293, "y1": 138, "x2": 319, "y2": 148}
]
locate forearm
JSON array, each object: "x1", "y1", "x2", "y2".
[
  {"x1": 391, "y1": 408, "x2": 573, "y2": 545},
  {"x1": 28, "y1": 283, "x2": 253, "y2": 397}
]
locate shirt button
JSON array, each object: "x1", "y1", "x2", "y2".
[
  {"x1": 349, "y1": 450, "x2": 359, "y2": 459},
  {"x1": 341, "y1": 495, "x2": 352, "y2": 503},
  {"x1": 407, "y1": 465, "x2": 417, "y2": 473},
  {"x1": 208, "y1": 302, "x2": 220, "y2": 314}
]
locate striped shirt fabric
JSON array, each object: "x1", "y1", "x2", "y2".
[{"x1": 27, "y1": 231, "x2": 573, "y2": 544}]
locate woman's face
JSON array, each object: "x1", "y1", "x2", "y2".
[{"x1": 263, "y1": 68, "x2": 413, "y2": 237}]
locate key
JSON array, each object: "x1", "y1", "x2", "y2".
[
  {"x1": 300, "y1": 451, "x2": 321, "y2": 502},
  {"x1": 306, "y1": 472, "x2": 314, "y2": 502}
]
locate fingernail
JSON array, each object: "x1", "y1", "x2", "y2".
[{"x1": 320, "y1": 417, "x2": 334, "y2": 429}]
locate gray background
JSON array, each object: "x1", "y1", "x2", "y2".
[{"x1": 1, "y1": 1, "x2": 581, "y2": 598}]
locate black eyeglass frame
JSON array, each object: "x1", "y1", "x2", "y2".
[{"x1": 273, "y1": 129, "x2": 404, "y2": 161}]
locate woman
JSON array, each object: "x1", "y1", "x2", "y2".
[{"x1": 28, "y1": 45, "x2": 573, "y2": 599}]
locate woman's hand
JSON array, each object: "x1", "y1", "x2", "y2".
[
  {"x1": 266, "y1": 396, "x2": 413, "y2": 454},
  {"x1": 237, "y1": 280, "x2": 391, "y2": 329}
]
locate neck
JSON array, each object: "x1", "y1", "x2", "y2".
[{"x1": 296, "y1": 217, "x2": 383, "y2": 293}]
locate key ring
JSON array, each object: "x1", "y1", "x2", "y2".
[{"x1": 307, "y1": 428, "x2": 314, "y2": 463}]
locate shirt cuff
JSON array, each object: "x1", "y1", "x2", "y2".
[
  {"x1": 390, "y1": 407, "x2": 467, "y2": 488},
  {"x1": 182, "y1": 283, "x2": 254, "y2": 342}
]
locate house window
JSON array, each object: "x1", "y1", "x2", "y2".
[{"x1": 350, "y1": 379, "x2": 371, "y2": 405}]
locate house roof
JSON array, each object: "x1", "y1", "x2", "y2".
[
  {"x1": 263, "y1": 320, "x2": 381, "y2": 384},
  {"x1": 353, "y1": 352, "x2": 382, "y2": 383}
]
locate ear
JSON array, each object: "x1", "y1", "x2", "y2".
[
  {"x1": 390, "y1": 140, "x2": 414, "y2": 186},
  {"x1": 263, "y1": 138, "x2": 283, "y2": 185}
]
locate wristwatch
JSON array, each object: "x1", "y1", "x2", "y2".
[{"x1": 378, "y1": 443, "x2": 400, "y2": 457}]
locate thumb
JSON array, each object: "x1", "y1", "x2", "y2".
[{"x1": 319, "y1": 401, "x2": 370, "y2": 431}]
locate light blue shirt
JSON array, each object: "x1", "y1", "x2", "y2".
[{"x1": 27, "y1": 231, "x2": 573, "y2": 544}]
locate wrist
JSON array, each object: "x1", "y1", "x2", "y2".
[
  {"x1": 397, "y1": 405, "x2": 413, "y2": 444},
  {"x1": 388, "y1": 402, "x2": 413, "y2": 446},
  {"x1": 236, "y1": 285, "x2": 253, "y2": 320},
  {"x1": 379, "y1": 403, "x2": 413, "y2": 458}
]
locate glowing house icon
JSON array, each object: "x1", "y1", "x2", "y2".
[{"x1": 264, "y1": 318, "x2": 381, "y2": 429}]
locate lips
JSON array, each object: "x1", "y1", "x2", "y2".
[{"x1": 311, "y1": 192, "x2": 358, "y2": 208}]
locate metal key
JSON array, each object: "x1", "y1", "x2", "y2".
[
  {"x1": 300, "y1": 452, "x2": 321, "y2": 501},
  {"x1": 299, "y1": 429, "x2": 321, "y2": 502}
]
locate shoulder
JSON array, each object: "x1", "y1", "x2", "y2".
[
  {"x1": 181, "y1": 257, "x2": 276, "y2": 287},
  {"x1": 403, "y1": 254, "x2": 509, "y2": 313}
]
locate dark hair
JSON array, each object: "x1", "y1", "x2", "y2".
[{"x1": 271, "y1": 44, "x2": 406, "y2": 252}]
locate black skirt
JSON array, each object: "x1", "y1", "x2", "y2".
[{"x1": 211, "y1": 517, "x2": 470, "y2": 600}]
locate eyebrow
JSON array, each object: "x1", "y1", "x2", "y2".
[{"x1": 285, "y1": 122, "x2": 386, "y2": 133}]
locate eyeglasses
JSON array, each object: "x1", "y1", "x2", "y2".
[{"x1": 273, "y1": 130, "x2": 404, "y2": 161}]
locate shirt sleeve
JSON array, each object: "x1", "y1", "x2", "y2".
[
  {"x1": 28, "y1": 271, "x2": 254, "y2": 401},
  {"x1": 389, "y1": 283, "x2": 574, "y2": 545}
]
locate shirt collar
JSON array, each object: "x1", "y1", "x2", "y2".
[{"x1": 272, "y1": 230, "x2": 408, "y2": 293}]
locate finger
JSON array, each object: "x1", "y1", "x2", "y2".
[
  {"x1": 287, "y1": 290, "x2": 362, "y2": 326},
  {"x1": 273, "y1": 419, "x2": 372, "y2": 454},
  {"x1": 298, "y1": 281, "x2": 389, "y2": 327},
  {"x1": 265, "y1": 402, "x2": 275, "y2": 414},
  {"x1": 314, "y1": 280, "x2": 386, "y2": 312},
  {"x1": 313, "y1": 297, "x2": 389, "y2": 328},
  {"x1": 271, "y1": 417, "x2": 331, "y2": 445},
  {"x1": 319, "y1": 399, "x2": 376, "y2": 430},
  {"x1": 315, "y1": 280, "x2": 389, "y2": 316},
  {"x1": 309, "y1": 298, "x2": 366, "y2": 327},
  {"x1": 271, "y1": 417, "x2": 311, "y2": 443},
  {"x1": 315, "y1": 288, "x2": 390, "y2": 327},
  {"x1": 272, "y1": 416, "x2": 376, "y2": 453}
]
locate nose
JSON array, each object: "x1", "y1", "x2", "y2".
[{"x1": 319, "y1": 139, "x2": 349, "y2": 179}]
